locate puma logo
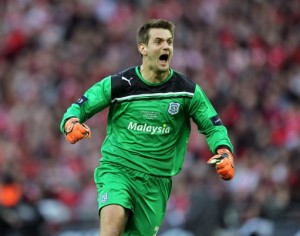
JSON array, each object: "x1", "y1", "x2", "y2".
[{"x1": 122, "y1": 76, "x2": 133, "y2": 86}]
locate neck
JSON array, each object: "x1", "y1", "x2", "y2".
[{"x1": 140, "y1": 65, "x2": 170, "y2": 84}]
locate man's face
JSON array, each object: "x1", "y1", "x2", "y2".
[{"x1": 140, "y1": 28, "x2": 174, "y2": 72}]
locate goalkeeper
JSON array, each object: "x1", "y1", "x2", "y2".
[{"x1": 60, "y1": 19, "x2": 235, "y2": 236}]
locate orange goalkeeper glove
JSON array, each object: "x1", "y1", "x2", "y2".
[
  {"x1": 64, "y1": 117, "x2": 91, "y2": 144},
  {"x1": 207, "y1": 148, "x2": 234, "y2": 181}
]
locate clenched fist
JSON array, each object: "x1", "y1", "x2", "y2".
[
  {"x1": 207, "y1": 148, "x2": 234, "y2": 181},
  {"x1": 64, "y1": 117, "x2": 91, "y2": 144}
]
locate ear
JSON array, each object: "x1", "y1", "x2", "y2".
[{"x1": 138, "y1": 43, "x2": 147, "y2": 56}]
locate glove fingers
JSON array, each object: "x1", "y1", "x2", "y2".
[
  {"x1": 208, "y1": 148, "x2": 234, "y2": 181},
  {"x1": 64, "y1": 118, "x2": 91, "y2": 144},
  {"x1": 221, "y1": 172, "x2": 234, "y2": 180},
  {"x1": 73, "y1": 124, "x2": 87, "y2": 136},
  {"x1": 75, "y1": 123, "x2": 91, "y2": 138},
  {"x1": 215, "y1": 158, "x2": 234, "y2": 180},
  {"x1": 66, "y1": 128, "x2": 84, "y2": 144},
  {"x1": 220, "y1": 175, "x2": 233, "y2": 181},
  {"x1": 215, "y1": 157, "x2": 231, "y2": 169},
  {"x1": 66, "y1": 133, "x2": 77, "y2": 144},
  {"x1": 217, "y1": 166, "x2": 230, "y2": 175},
  {"x1": 73, "y1": 128, "x2": 85, "y2": 140},
  {"x1": 217, "y1": 167, "x2": 234, "y2": 180}
]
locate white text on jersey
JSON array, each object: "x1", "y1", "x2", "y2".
[{"x1": 128, "y1": 122, "x2": 170, "y2": 134}]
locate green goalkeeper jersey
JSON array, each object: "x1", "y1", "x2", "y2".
[{"x1": 60, "y1": 66, "x2": 233, "y2": 177}]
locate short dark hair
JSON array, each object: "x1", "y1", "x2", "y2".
[{"x1": 137, "y1": 19, "x2": 175, "y2": 45}]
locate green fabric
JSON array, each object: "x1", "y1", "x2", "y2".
[
  {"x1": 60, "y1": 66, "x2": 233, "y2": 177},
  {"x1": 94, "y1": 162, "x2": 172, "y2": 235}
]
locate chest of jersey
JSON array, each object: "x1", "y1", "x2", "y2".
[
  {"x1": 110, "y1": 97, "x2": 187, "y2": 136},
  {"x1": 109, "y1": 68, "x2": 195, "y2": 136}
]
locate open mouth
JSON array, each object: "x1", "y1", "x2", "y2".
[{"x1": 159, "y1": 54, "x2": 169, "y2": 63}]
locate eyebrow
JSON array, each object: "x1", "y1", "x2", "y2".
[{"x1": 154, "y1": 37, "x2": 173, "y2": 41}]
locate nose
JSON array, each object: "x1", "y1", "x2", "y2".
[{"x1": 162, "y1": 41, "x2": 171, "y2": 50}]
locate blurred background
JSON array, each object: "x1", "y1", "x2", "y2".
[{"x1": 0, "y1": 0, "x2": 300, "y2": 235}]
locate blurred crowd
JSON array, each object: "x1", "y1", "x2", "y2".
[{"x1": 1, "y1": 0, "x2": 300, "y2": 235}]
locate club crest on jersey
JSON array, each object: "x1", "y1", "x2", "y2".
[{"x1": 168, "y1": 102, "x2": 180, "y2": 115}]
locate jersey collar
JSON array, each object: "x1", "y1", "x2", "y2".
[{"x1": 135, "y1": 66, "x2": 174, "y2": 86}]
